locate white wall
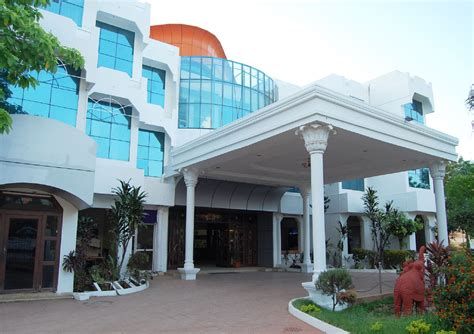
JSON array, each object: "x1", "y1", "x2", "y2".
[{"x1": 0, "y1": 115, "x2": 96, "y2": 208}]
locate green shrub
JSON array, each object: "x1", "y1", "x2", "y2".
[
  {"x1": 299, "y1": 303, "x2": 321, "y2": 314},
  {"x1": 352, "y1": 248, "x2": 376, "y2": 268},
  {"x1": 89, "y1": 255, "x2": 119, "y2": 284},
  {"x1": 384, "y1": 250, "x2": 416, "y2": 269},
  {"x1": 370, "y1": 321, "x2": 383, "y2": 332},
  {"x1": 315, "y1": 268, "x2": 353, "y2": 311},
  {"x1": 434, "y1": 249, "x2": 474, "y2": 334},
  {"x1": 352, "y1": 248, "x2": 416, "y2": 269},
  {"x1": 127, "y1": 251, "x2": 151, "y2": 282},
  {"x1": 406, "y1": 319, "x2": 431, "y2": 334},
  {"x1": 435, "y1": 331, "x2": 456, "y2": 334}
]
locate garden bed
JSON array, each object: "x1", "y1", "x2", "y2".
[{"x1": 291, "y1": 296, "x2": 442, "y2": 334}]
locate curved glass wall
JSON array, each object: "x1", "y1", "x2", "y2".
[{"x1": 179, "y1": 56, "x2": 277, "y2": 129}]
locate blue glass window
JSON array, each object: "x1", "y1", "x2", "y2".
[
  {"x1": 137, "y1": 130, "x2": 165, "y2": 177},
  {"x1": 97, "y1": 22, "x2": 134, "y2": 77},
  {"x1": 7, "y1": 66, "x2": 80, "y2": 126},
  {"x1": 404, "y1": 100, "x2": 424, "y2": 124},
  {"x1": 86, "y1": 99, "x2": 132, "y2": 161},
  {"x1": 43, "y1": 0, "x2": 84, "y2": 26},
  {"x1": 178, "y1": 56, "x2": 277, "y2": 129},
  {"x1": 341, "y1": 179, "x2": 365, "y2": 191},
  {"x1": 142, "y1": 66, "x2": 166, "y2": 107},
  {"x1": 408, "y1": 168, "x2": 430, "y2": 189}
]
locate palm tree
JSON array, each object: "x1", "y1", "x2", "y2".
[{"x1": 110, "y1": 180, "x2": 147, "y2": 275}]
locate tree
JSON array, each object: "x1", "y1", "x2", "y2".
[
  {"x1": 386, "y1": 207, "x2": 423, "y2": 250},
  {"x1": 445, "y1": 158, "x2": 474, "y2": 247},
  {"x1": 362, "y1": 187, "x2": 392, "y2": 267},
  {"x1": 0, "y1": 0, "x2": 84, "y2": 134},
  {"x1": 315, "y1": 268, "x2": 353, "y2": 311},
  {"x1": 110, "y1": 180, "x2": 147, "y2": 275},
  {"x1": 466, "y1": 85, "x2": 474, "y2": 111}
]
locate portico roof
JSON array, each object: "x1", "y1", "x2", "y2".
[{"x1": 168, "y1": 83, "x2": 458, "y2": 187}]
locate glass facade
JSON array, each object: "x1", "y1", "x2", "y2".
[
  {"x1": 179, "y1": 56, "x2": 277, "y2": 129},
  {"x1": 97, "y1": 22, "x2": 135, "y2": 77},
  {"x1": 408, "y1": 168, "x2": 430, "y2": 189},
  {"x1": 142, "y1": 66, "x2": 166, "y2": 107},
  {"x1": 43, "y1": 0, "x2": 84, "y2": 26},
  {"x1": 137, "y1": 129, "x2": 165, "y2": 177},
  {"x1": 86, "y1": 99, "x2": 132, "y2": 161},
  {"x1": 404, "y1": 100, "x2": 424, "y2": 124},
  {"x1": 341, "y1": 179, "x2": 365, "y2": 191},
  {"x1": 8, "y1": 66, "x2": 80, "y2": 126}
]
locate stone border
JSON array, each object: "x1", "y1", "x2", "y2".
[
  {"x1": 72, "y1": 281, "x2": 149, "y2": 301},
  {"x1": 288, "y1": 298, "x2": 349, "y2": 334}
]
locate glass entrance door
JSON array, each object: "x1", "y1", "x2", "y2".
[{"x1": 1, "y1": 217, "x2": 40, "y2": 290}]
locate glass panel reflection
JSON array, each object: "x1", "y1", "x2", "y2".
[
  {"x1": 45, "y1": 216, "x2": 58, "y2": 237},
  {"x1": 136, "y1": 129, "x2": 165, "y2": 177},
  {"x1": 179, "y1": 56, "x2": 277, "y2": 129},
  {"x1": 4, "y1": 218, "x2": 38, "y2": 290},
  {"x1": 42, "y1": 265, "x2": 54, "y2": 288}
]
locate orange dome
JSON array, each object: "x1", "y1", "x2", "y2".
[{"x1": 150, "y1": 24, "x2": 227, "y2": 59}]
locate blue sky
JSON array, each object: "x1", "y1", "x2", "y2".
[{"x1": 150, "y1": 0, "x2": 474, "y2": 159}]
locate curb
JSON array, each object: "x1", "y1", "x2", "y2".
[{"x1": 288, "y1": 298, "x2": 349, "y2": 334}]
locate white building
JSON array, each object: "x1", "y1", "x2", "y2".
[{"x1": 0, "y1": 0, "x2": 457, "y2": 294}]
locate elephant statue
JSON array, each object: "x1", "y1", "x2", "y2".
[{"x1": 394, "y1": 246, "x2": 426, "y2": 316}]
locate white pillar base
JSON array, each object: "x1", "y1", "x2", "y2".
[
  {"x1": 177, "y1": 267, "x2": 200, "y2": 280},
  {"x1": 301, "y1": 263, "x2": 313, "y2": 273},
  {"x1": 301, "y1": 282, "x2": 348, "y2": 311}
]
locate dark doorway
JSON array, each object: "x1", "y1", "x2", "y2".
[
  {"x1": 347, "y1": 216, "x2": 362, "y2": 254},
  {"x1": 415, "y1": 215, "x2": 426, "y2": 250},
  {"x1": 168, "y1": 208, "x2": 258, "y2": 268},
  {"x1": 0, "y1": 191, "x2": 62, "y2": 292},
  {"x1": 281, "y1": 218, "x2": 298, "y2": 253}
]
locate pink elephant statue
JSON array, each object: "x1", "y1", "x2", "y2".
[{"x1": 394, "y1": 246, "x2": 426, "y2": 316}]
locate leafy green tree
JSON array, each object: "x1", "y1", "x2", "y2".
[
  {"x1": 110, "y1": 180, "x2": 147, "y2": 275},
  {"x1": 445, "y1": 158, "x2": 474, "y2": 247},
  {"x1": 386, "y1": 207, "x2": 423, "y2": 250},
  {"x1": 362, "y1": 187, "x2": 392, "y2": 267},
  {"x1": 0, "y1": 0, "x2": 84, "y2": 134},
  {"x1": 315, "y1": 268, "x2": 353, "y2": 311}
]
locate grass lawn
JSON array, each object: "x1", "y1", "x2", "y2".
[{"x1": 293, "y1": 297, "x2": 442, "y2": 334}]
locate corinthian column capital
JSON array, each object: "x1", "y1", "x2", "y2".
[
  {"x1": 429, "y1": 161, "x2": 447, "y2": 180},
  {"x1": 181, "y1": 167, "x2": 200, "y2": 188},
  {"x1": 296, "y1": 123, "x2": 336, "y2": 154}
]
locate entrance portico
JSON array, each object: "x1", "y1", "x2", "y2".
[{"x1": 169, "y1": 83, "x2": 458, "y2": 281}]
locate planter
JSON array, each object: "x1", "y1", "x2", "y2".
[{"x1": 73, "y1": 280, "x2": 149, "y2": 301}]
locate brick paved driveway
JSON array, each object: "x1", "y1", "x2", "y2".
[{"x1": 0, "y1": 271, "x2": 396, "y2": 334}]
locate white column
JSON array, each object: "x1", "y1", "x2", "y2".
[
  {"x1": 299, "y1": 185, "x2": 313, "y2": 273},
  {"x1": 272, "y1": 213, "x2": 283, "y2": 267},
  {"x1": 178, "y1": 167, "x2": 200, "y2": 280},
  {"x1": 425, "y1": 215, "x2": 436, "y2": 244},
  {"x1": 154, "y1": 206, "x2": 169, "y2": 272},
  {"x1": 297, "y1": 123, "x2": 335, "y2": 282},
  {"x1": 361, "y1": 216, "x2": 374, "y2": 250},
  {"x1": 429, "y1": 161, "x2": 449, "y2": 246}
]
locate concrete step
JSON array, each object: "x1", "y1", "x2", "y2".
[{"x1": 0, "y1": 292, "x2": 72, "y2": 303}]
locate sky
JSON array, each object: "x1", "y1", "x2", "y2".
[{"x1": 149, "y1": 0, "x2": 474, "y2": 159}]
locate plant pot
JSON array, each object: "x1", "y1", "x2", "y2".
[{"x1": 233, "y1": 260, "x2": 241, "y2": 268}]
